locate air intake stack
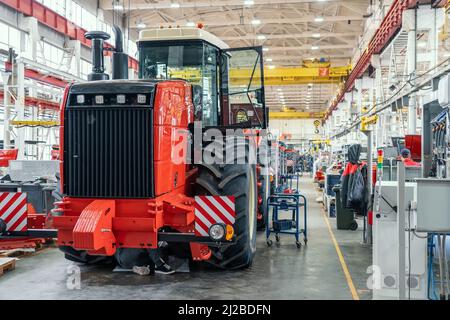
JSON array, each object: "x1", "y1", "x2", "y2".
[{"x1": 85, "y1": 31, "x2": 110, "y2": 81}]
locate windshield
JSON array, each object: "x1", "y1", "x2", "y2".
[{"x1": 139, "y1": 41, "x2": 219, "y2": 126}]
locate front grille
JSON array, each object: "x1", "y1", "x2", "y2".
[{"x1": 64, "y1": 106, "x2": 153, "y2": 198}]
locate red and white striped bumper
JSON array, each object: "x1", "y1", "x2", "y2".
[
  {"x1": 194, "y1": 196, "x2": 235, "y2": 237},
  {"x1": 0, "y1": 192, "x2": 28, "y2": 232}
]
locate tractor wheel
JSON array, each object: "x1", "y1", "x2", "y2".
[
  {"x1": 195, "y1": 139, "x2": 258, "y2": 270},
  {"x1": 60, "y1": 246, "x2": 114, "y2": 265}
]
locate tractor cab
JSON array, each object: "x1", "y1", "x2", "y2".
[{"x1": 137, "y1": 27, "x2": 267, "y2": 129}]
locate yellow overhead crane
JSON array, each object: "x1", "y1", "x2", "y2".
[
  {"x1": 232, "y1": 64, "x2": 351, "y2": 86},
  {"x1": 170, "y1": 64, "x2": 351, "y2": 86},
  {"x1": 269, "y1": 111, "x2": 325, "y2": 119}
]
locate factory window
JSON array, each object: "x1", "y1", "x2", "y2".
[{"x1": 0, "y1": 23, "x2": 22, "y2": 51}]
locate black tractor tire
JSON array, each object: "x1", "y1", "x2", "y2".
[
  {"x1": 60, "y1": 246, "x2": 114, "y2": 265},
  {"x1": 195, "y1": 138, "x2": 258, "y2": 270}
]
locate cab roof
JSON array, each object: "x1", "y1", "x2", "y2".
[{"x1": 138, "y1": 27, "x2": 229, "y2": 50}]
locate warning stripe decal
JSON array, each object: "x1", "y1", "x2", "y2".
[
  {"x1": 194, "y1": 196, "x2": 235, "y2": 236},
  {"x1": 0, "y1": 192, "x2": 28, "y2": 232}
]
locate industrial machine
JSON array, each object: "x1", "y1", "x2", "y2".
[
  {"x1": 373, "y1": 181, "x2": 428, "y2": 300},
  {"x1": 46, "y1": 26, "x2": 269, "y2": 270}
]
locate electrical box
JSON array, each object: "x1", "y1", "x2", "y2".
[
  {"x1": 415, "y1": 178, "x2": 450, "y2": 233},
  {"x1": 373, "y1": 181, "x2": 428, "y2": 300}
]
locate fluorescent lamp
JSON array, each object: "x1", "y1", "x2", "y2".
[
  {"x1": 137, "y1": 22, "x2": 146, "y2": 28},
  {"x1": 186, "y1": 22, "x2": 196, "y2": 27},
  {"x1": 251, "y1": 19, "x2": 261, "y2": 25},
  {"x1": 311, "y1": 46, "x2": 319, "y2": 50},
  {"x1": 170, "y1": 3, "x2": 180, "y2": 8},
  {"x1": 257, "y1": 35, "x2": 266, "y2": 40},
  {"x1": 314, "y1": 17, "x2": 324, "y2": 22},
  {"x1": 417, "y1": 42, "x2": 427, "y2": 48}
]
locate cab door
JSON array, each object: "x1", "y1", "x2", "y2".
[{"x1": 220, "y1": 46, "x2": 267, "y2": 129}]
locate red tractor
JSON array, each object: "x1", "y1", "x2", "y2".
[{"x1": 52, "y1": 26, "x2": 269, "y2": 269}]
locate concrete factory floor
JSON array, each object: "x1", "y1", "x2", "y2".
[{"x1": 0, "y1": 177, "x2": 372, "y2": 300}]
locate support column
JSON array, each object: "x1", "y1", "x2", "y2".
[
  {"x1": 397, "y1": 161, "x2": 406, "y2": 300},
  {"x1": 404, "y1": 9, "x2": 417, "y2": 134},
  {"x1": 68, "y1": 40, "x2": 82, "y2": 78},
  {"x1": 363, "y1": 130, "x2": 373, "y2": 245},
  {"x1": 1, "y1": 72, "x2": 12, "y2": 150},
  {"x1": 15, "y1": 61, "x2": 26, "y2": 159}
]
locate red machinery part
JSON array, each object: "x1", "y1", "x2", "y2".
[
  {"x1": 0, "y1": 149, "x2": 18, "y2": 167},
  {"x1": 0, "y1": 238, "x2": 47, "y2": 251},
  {"x1": 404, "y1": 134, "x2": 422, "y2": 161}
]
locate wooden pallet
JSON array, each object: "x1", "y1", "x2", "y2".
[{"x1": 0, "y1": 258, "x2": 16, "y2": 276}]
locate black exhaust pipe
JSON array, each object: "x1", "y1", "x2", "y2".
[
  {"x1": 85, "y1": 31, "x2": 110, "y2": 81},
  {"x1": 112, "y1": 25, "x2": 128, "y2": 80}
]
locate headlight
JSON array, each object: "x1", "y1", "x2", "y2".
[{"x1": 209, "y1": 223, "x2": 226, "y2": 241}]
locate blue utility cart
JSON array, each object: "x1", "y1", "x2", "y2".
[{"x1": 266, "y1": 193, "x2": 308, "y2": 248}]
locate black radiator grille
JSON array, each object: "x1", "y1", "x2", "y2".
[{"x1": 64, "y1": 106, "x2": 153, "y2": 198}]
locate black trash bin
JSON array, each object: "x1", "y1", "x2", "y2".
[{"x1": 333, "y1": 185, "x2": 358, "y2": 231}]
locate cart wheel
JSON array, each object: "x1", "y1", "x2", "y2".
[
  {"x1": 350, "y1": 221, "x2": 358, "y2": 231},
  {"x1": 275, "y1": 235, "x2": 280, "y2": 242},
  {"x1": 267, "y1": 239, "x2": 273, "y2": 247},
  {"x1": 296, "y1": 241, "x2": 302, "y2": 248}
]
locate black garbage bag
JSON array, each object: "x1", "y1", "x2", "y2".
[
  {"x1": 341, "y1": 144, "x2": 362, "y2": 208},
  {"x1": 347, "y1": 144, "x2": 361, "y2": 164},
  {"x1": 347, "y1": 166, "x2": 365, "y2": 208}
]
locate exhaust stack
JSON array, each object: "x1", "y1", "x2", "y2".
[
  {"x1": 112, "y1": 25, "x2": 129, "y2": 80},
  {"x1": 85, "y1": 31, "x2": 110, "y2": 81}
]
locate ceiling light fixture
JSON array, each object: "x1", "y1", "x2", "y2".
[
  {"x1": 244, "y1": 0, "x2": 255, "y2": 6},
  {"x1": 311, "y1": 46, "x2": 319, "y2": 50},
  {"x1": 417, "y1": 42, "x2": 427, "y2": 48},
  {"x1": 137, "y1": 21, "x2": 146, "y2": 28},
  {"x1": 251, "y1": 19, "x2": 261, "y2": 25},
  {"x1": 266, "y1": 58, "x2": 273, "y2": 62},
  {"x1": 186, "y1": 22, "x2": 196, "y2": 27},
  {"x1": 257, "y1": 35, "x2": 266, "y2": 40},
  {"x1": 263, "y1": 47, "x2": 269, "y2": 52},
  {"x1": 314, "y1": 17, "x2": 324, "y2": 22},
  {"x1": 312, "y1": 33, "x2": 321, "y2": 38},
  {"x1": 268, "y1": 65, "x2": 276, "y2": 69},
  {"x1": 170, "y1": 3, "x2": 181, "y2": 8}
]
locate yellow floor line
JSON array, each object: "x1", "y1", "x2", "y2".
[{"x1": 321, "y1": 211, "x2": 360, "y2": 301}]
